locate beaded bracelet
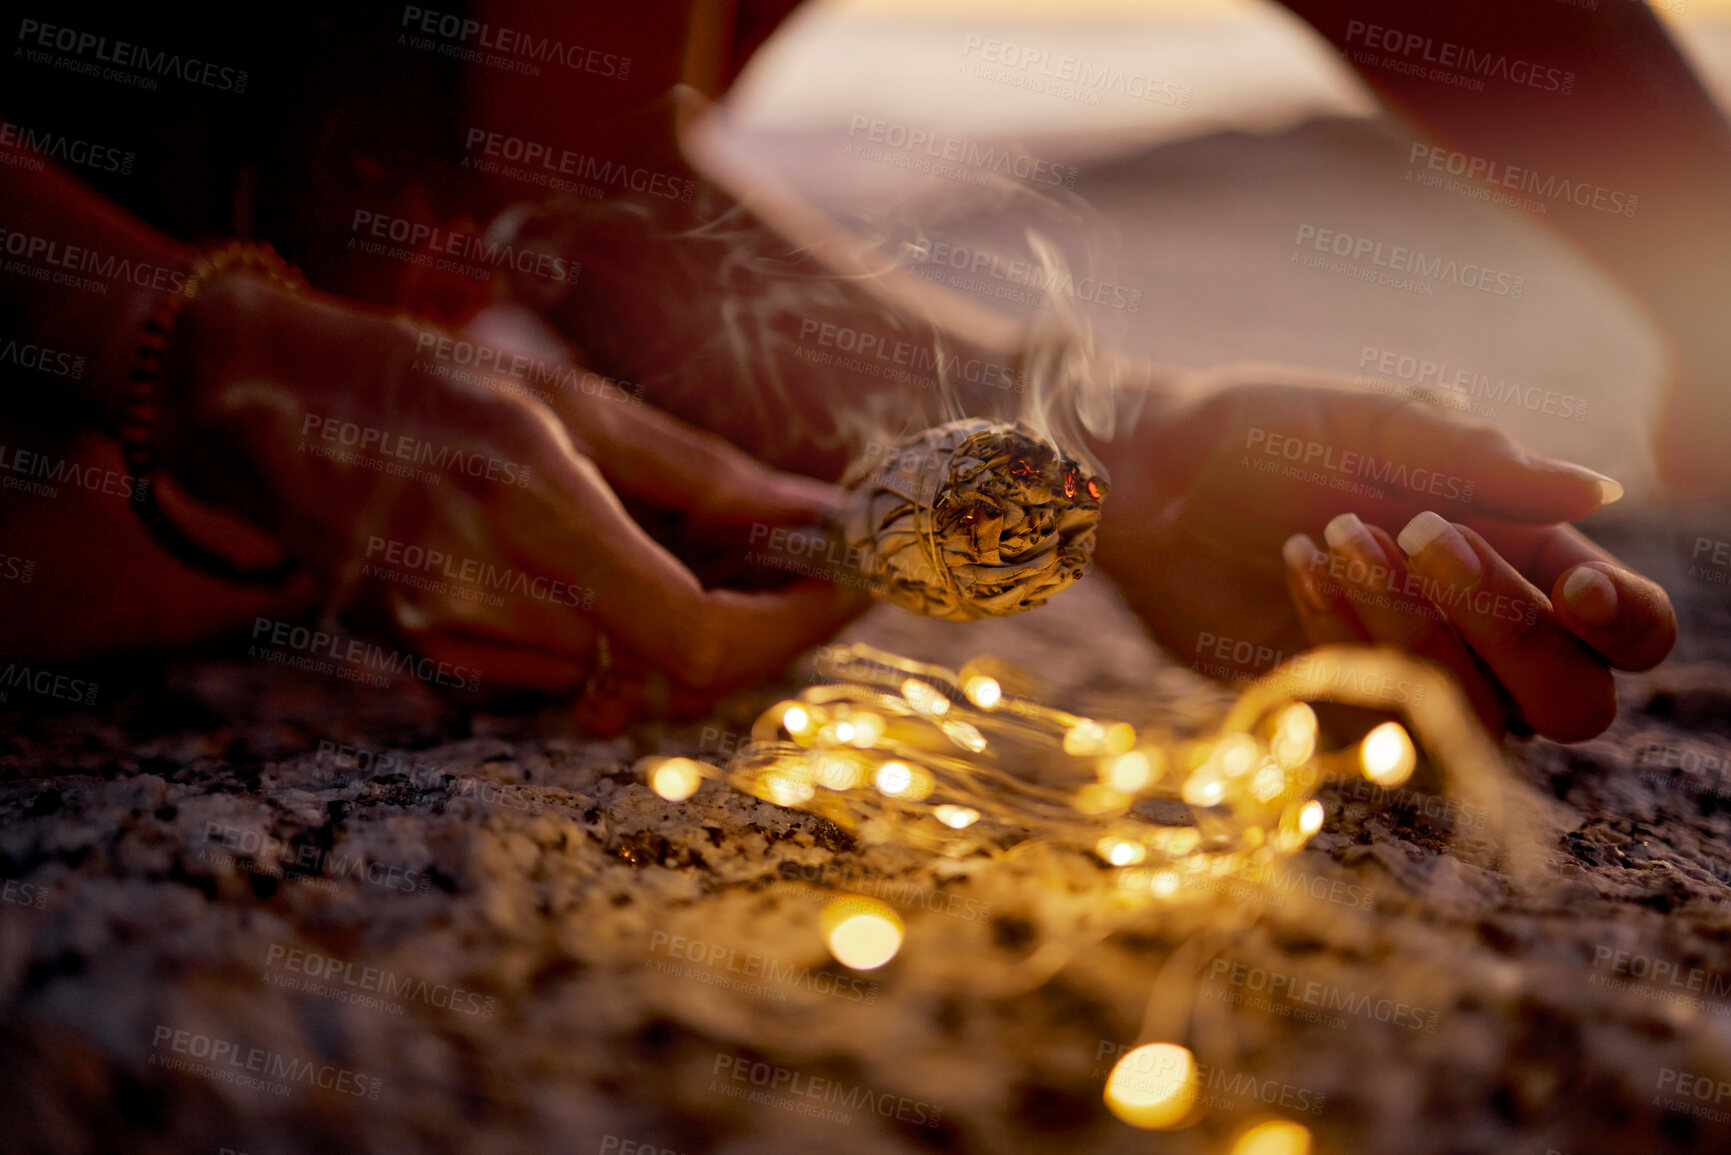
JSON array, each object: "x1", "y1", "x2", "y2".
[{"x1": 120, "y1": 241, "x2": 306, "y2": 585}]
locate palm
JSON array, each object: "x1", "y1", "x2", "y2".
[{"x1": 1094, "y1": 374, "x2": 1604, "y2": 681}]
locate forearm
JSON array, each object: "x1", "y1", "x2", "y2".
[
  {"x1": 1278, "y1": 0, "x2": 1731, "y2": 349},
  {"x1": 1, "y1": 132, "x2": 193, "y2": 434}
]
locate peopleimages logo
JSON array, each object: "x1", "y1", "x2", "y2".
[
  {"x1": 902, "y1": 234, "x2": 1142, "y2": 313},
  {"x1": 149, "y1": 1026, "x2": 382, "y2": 1099},
  {"x1": 349, "y1": 210, "x2": 577, "y2": 284},
  {"x1": 16, "y1": 19, "x2": 250, "y2": 93},
  {"x1": 462, "y1": 128, "x2": 694, "y2": 201},
  {"x1": 1357, "y1": 345, "x2": 1589, "y2": 423},
  {"x1": 1342, "y1": 20, "x2": 1573, "y2": 94},
  {"x1": 845, "y1": 116, "x2": 1079, "y2": 189},
  {"x1": 1093, "y1": 1041, "x2": 1327, "y2": 1115},
  {"x1": 264, "y1": 944, "x2": 496, "y2": 1018},
  {"x1": 0, "y1": 338, "x2": 84, "y2": 380},
  {"x1": 958, "y1": 34, "x2": 1192, "y2": 108},
  {"x1": 248, "y1": 617, "x2": 483, "y2": 693},
  {"x1": 1292, "y1": 225, "x2": 1525, "y2": 298},
  {"x1": 203, "y1": 821, "x2": 432, "y2": 894},
  {"x1": 0, "y1": 120, "x2": 134, "y2": 175},
  {"x1": 709, "y1": 1053, "x2": 944, "y2": 1127},
  {"x1": 399, "y1": 6, "x2": 629, "y2": 79},
  {"x1": 1408, "y1": 144, "x2": 1636, "y2": 218}
]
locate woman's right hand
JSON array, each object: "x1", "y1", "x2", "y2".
[{"x1": 152, "y1": 274, "x2": 866, "y2": 725}]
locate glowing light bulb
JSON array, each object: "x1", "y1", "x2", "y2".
[
  {"x1": 1182, "y1": 772, "x2": 1226, "y2": 808},
  {"x1": 812, "y1": 751, "x2": 866, "y2": 790},
  {"x1": 1098, "y1": 837, "x2": 1146, "y2": 867},
  {"x1": 1075, "y1": 783, "x2": 1128, "y2": 815},
  {"x1": 1298, "y1": 800, "x2": 1324, "y2": 836},
  {"x1": 1231, "y1": 1119, "x2": 1313, "y2": 1155},
  {"x1": 1101, "y1": 749, "x2": 1161, "y2": 793},
  {"x1": 934, "y1": 804, "x2": 979, "y2": 829},
  {"x1": 1219, "y1": 734, "x2": 1258, "y2": 778},
  {"x1": 1360, "y1": 721, "x2": 1416, "y2": 786},
  {"x1": 833, "y1": 720, "x2": 857, "y2": 743},
  {"x1": 875, "y1": 761, "x2": 913, "y2": 796},
  {"x1": 1064, "y1": 720, "x2": 1106, "y2": 756},
  {"x1": 648, "y1": 757, "x2": 704, "y2": 802},
  {"x1": 1250, "y1": 762, "x2": 1286, "y2": 803},
  {"x1": 901, "y1": 679, "x2": 950, "y2": 715},
  {"x1": 963, "y1": 675, "x2": 1002, "y2": 709},
  {"x1": 762, "y1": 771, "x2": 815, "y2": 807},
  {"x1": 846, "y1": 712, "x2": 884, "y2": 747},
  {"x1": 782, "y1": 704, "x2": 814, "y2": 738},
  {"x1": 1103, "y1": 1043, "x2": 1197, "y2": 1129},
  {"x1": 941, "y1": 718, "x2": 987, "y2": 753},
  {"x1": 821, "y1": 896, "x2": 904, "y2": 969},
  {"x1": 1274, "y1": 703, "x2": 1318, "y2": 766}
]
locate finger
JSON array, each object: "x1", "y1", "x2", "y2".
[
  {"x1": 1281, "y1": 533, "x2": 1371, "y2": 647},
  {"x1": 459, "y1": 303, "x2": 845, "y2": 523},
  {"x1": 1318, "y1": 516, "x2": 1508, "y2": 735},
  {"x1": 556, "y1": 387, "x2": 845, "y2": 524},
  {"x1": 414, "y1": 629, "x2": 590, "y2": 696},
  {"x1": 1282, "y1": 533, "x2": 1428, "y2": 747},
  {"x1": 1470, "y1": 522, "x2": 1678, "y2": 673},
  {"x1": 378, "y1": 567, "x2": 600, "y2": 679},
  {"x1": 574, "y1": 665, "x2": 717, "y2": 736},
  {"x1": 518, "y1": 444, "x2": 867, "y2": 692},
  {"x1": 1551, "y1": 562, "x2": 1678, "y2": 673},
  {"x1": 1332, "y1": 392, "x2": 1623, "y2": 523},
  {"x1": 1391, "y1": 511, "x2": 1617, "y2": 742}
]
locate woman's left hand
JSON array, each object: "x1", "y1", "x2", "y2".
[{"x1": 1092, "y1": 366, "x2": 1677, "y2": 742}]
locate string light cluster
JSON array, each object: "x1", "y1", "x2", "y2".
[
  {"x1": 643, "y1": 643, "x2": 1418, "y2": 887},
  {"x1": 639, "y1": 642, "x2": 1507, "y2": 1149}
]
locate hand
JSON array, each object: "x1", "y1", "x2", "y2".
[
  {"x1": 154, "y1": 276, "x2": 865, "y2": 727},
  {"x1": 1093, "y1": 365, "x2": 1677, "y2": 742}
]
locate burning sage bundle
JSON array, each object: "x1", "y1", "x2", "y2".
[{"x1": 834, "y1": 419, "x2": 1107, "y2": 621}]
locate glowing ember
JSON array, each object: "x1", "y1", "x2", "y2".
[
  {"x1": 1104, "y1": 1043, "x2": 1197, "y2": 1129},
  {"x1": 821, "y1": 897, "x2": 904, "y2": 969}
]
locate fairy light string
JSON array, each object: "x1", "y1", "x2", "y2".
[{"x1": 639, "y1": 641, "x2": 1525, "y2": 1146}]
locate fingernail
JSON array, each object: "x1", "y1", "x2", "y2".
[
  {"x1": 1323, "y1": 513, "x2": 1384, "y2": 563},
  {"x1": 1282, "y1": 533, "x2": 1331, "y2": 612},
  {"x1": 1396, "y1": 510, "x2": 1483, "y2": 587},
  {"x1": 1562, "y1": 566, "x2": 1619, "y2": 625},
  {"x1": 1282, "y1": 532, "x2": 1317, "y2": 571},
  {"x1": 1531, "y1": 459, "x2": 1624, "y2": 505}
]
